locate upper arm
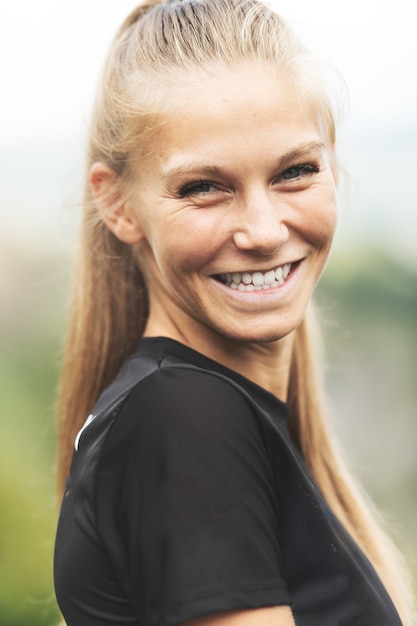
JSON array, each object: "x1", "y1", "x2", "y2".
[{"x1": 183, "y1": 606, "x2": 296, "y2": 626}]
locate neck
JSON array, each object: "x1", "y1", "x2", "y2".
[
  {"x1": 199, "y1": 334, "x2": 295, "y2": 401},
  {"x1": 144, "y1": 316, "x2": 295, "y2": 402}
]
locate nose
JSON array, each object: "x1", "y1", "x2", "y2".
[{"x1": 232, "y1": 190, "x2": 289, "y2": 255}]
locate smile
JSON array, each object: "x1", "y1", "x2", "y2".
[{"x1": 217, "y1": 263, "x2": 292, "y2": 292}]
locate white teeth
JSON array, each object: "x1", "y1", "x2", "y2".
[
  {"x1": 220, "y1": 263, "x2": 293, "y2": 291},
  {"x1": 264, "y1": 270, "x2": 276, "y2": 285},
  {"x1": 252, "y1": 272, "x2": 264, "y2": 286}
]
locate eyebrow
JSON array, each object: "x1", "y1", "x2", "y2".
[
  {"x1": 277, "y1": 141, "x2": 326, "y2": 167},
  {"x1": 162, "y1": 140, "x2": 326, "y2": 182}
]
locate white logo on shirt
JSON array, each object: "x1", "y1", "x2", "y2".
[{"x1": 74, "y1": 413, "x2": 96, "y2": 451}]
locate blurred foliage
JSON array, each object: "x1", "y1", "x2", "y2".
[
  {"x1": 316, "y1": 249, "x2": 417, "y2": 574},
  {"x1": 0, "y1": 246, "x2": 416, "y2": 624},
  {"x1": 0, "y1": 250, "x2": 66, "y2": 626}
]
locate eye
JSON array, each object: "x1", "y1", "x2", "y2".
[
  {"x1": 178, "y1": 179, "x2": 220, "y2": 197},
  {"x1": 281, "y1": 162, "x2": 320, "y2": 181}
]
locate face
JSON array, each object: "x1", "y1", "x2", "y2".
[{"x1": 126, "y1": 63, "x2": 338, "y2": 350}]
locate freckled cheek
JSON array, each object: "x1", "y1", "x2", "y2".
[
  {"x1": 156, "y1": 232, "x2": 216, "y2": 279},
  {"x1": 302, "y1": 199, "x2": 337, "y2": 246},
  {"x1": 321, "y1": 207, "x2": 337, "y2": 241}
]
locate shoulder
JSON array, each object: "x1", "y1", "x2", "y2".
[
  {"x1": 95, "y1": 363, "x2": 276, "y2": 512},
  {"x1": 115, "y1": 363, "x2": 260, "y2": 440},
  {"x1": 96, "y1": 363, "x2": 272, "y2": 484}
]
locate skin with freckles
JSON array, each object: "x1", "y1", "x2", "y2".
[{"x1": 92, "y1": 62, "x2": 338, "y2": 399}]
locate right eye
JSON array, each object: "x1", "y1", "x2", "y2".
[{"x1": 178, "y1": 179, "x2": 219, "y2": 197}]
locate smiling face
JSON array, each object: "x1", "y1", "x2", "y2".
[{"x1": 123, "y1": 63, "x2": 338, "y2": 354}]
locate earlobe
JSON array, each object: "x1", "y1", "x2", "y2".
[{"x1": 90, "y1": 161, "x2": 144, "y2": 244}]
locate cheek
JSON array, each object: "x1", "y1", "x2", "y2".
[
  {"x1": 319, "y1": 205, "x2": 337, "y2": 242},
  {"x1": 157, "y1": 212, "x2": 225, "y2": 275},
  {"x1": 302, "y1": 189, "x2": 337, "y2": 246},
  {"x1": 152, "y1": 226, "x2": 215, "y2": 280}
]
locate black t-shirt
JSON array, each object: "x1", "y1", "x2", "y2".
[{"x1": 54, "y1": 337, "x2": 402, "y2": 626}]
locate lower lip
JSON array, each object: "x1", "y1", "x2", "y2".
[{"x1": 212, "y1": 262, "x2": 301, "y2": 301}]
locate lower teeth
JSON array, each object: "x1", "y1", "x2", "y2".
[{"x1": 229, "y1": 278, "x2": 284, "y2": 291}]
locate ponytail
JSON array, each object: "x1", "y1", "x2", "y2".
[
  {"x1": 56, "y1": 211, "x2": 148, "y2": 493},
  {"x1": 289, "y1": 311, "x2": 415, "y2": 625}
]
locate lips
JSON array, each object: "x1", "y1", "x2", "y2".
[{"x1": 216, "y1": 263, "x2": 293, "y2": 292}]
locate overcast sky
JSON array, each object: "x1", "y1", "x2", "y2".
[{"x1": 1, "y1": 0, "x2": 416, "y2": 256}]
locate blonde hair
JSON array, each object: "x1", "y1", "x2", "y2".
[{"x1": 57, "y1": 0, "x2": 414, "y2": 622}]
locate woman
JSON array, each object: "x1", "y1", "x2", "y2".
[{"x1": 54, "y1": 1, "x2": 414, "y2": 624}]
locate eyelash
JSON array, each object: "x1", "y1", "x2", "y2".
[
  {"x1": 179, "y1": 179, "x2": 218, "y2": 197},
  {"x1": 281, "y1": 162, "x2": 320, "y2": 181},
  {"x1": 178, "y1": 161, "x2": 320, "y2": 197}
]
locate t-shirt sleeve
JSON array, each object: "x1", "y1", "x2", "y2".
[{"x1": 95, "y1": 366, "x2": 290, "y2": 626}]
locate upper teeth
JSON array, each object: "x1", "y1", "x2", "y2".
[{"x1": 220, "y1": 264, "x2": 291, "y2": 291}]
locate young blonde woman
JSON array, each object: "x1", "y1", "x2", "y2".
[{"x1": 54, "y1": 1, "x2": 414, "y2": 624}]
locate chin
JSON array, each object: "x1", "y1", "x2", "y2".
[{"x1": 217, "y1": 322, "x2": 298, "y2": 346}]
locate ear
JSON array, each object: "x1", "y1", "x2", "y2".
[{"x1": 90, "y1": 162, "x2": 144, "y2": 244}]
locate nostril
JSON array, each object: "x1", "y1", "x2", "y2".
[{"x1": 233, "y1": 223, "x2": 289, "y2": 254}]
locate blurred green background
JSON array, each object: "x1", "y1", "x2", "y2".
[{"x1": 1, "y1": 244, "x2": 416, "y2": 626}]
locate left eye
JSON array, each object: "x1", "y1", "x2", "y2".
[{"x1": 281, "y1": 163, "x2": 320, "y2": 180}]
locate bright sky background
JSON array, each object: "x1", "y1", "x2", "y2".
[{"x1": 1, "y1": 0, "x2": 416, "y2": 257}]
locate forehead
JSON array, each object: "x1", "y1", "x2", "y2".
[
  {"x1": 136, "y1": 62, "x2": 325, "y2": 168},
  {"x1": 150, "y1": 61, "x2": 307, "y2": 121}
]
